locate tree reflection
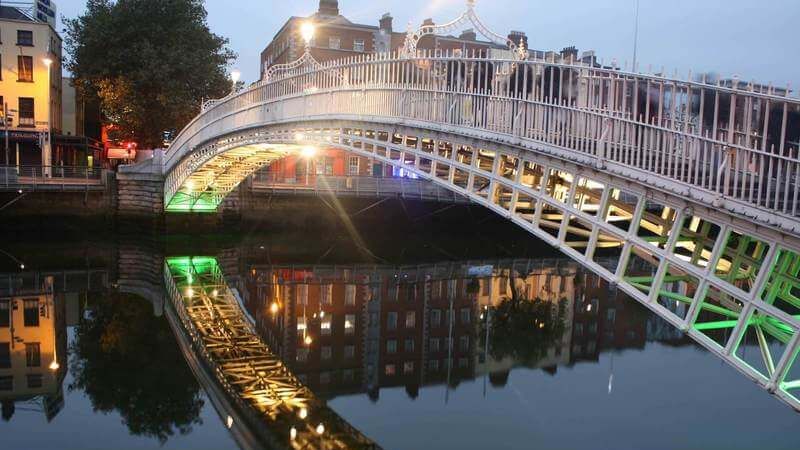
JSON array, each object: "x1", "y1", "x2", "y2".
[
  {"x1": 487, "y1": 294, "x2": 567, "y2": 365},
  {"x1": 69, "y1": 293, "x2": 204, "y2": 443}
]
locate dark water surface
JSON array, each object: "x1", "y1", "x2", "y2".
[{"x1": 0, "y1": 216, "x2": 798, "y2": 450}]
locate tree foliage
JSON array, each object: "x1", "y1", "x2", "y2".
[
  {"x1": 64, "y1": 0, "x2": 236, "y2": 147},
  {"x1": 69, "y1": 292, "x2": 204, "y2": 443}
]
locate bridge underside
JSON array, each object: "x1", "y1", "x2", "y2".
[
  {"x1": 166, "y1": 143, "x2": 295, "y2": 212},
  {"x1": 164, "y1": 123, "x2": 800, "y2": 410}
]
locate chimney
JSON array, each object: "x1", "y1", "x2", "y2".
[
  {"x1": 318, "y1": 0, "x2": 339, "y2": 16},
  {"x1": 379, "y1": 13, "x2": 393, "y2": 32},
  {"x1": 561, "y1": 46, "x2": 578, "y2": 61},
  {"x1": 422, "y1": 18, "x2": 435, "y2": 28},
  {"x1": 507, "y1": 30, "x2": 528, "y2": 49},
  {"x1": 459, "y1": 28, "x2": 476, "y2": 41}
]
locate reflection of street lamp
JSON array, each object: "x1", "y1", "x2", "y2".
[
  {"x1": 0, "y1": 248, "x2": 25, "y2": 270},
  {"x1": 42, "y1": 57, "x2": 53, "y2": 175}
]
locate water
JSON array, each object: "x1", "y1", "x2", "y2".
[{"x1": 1, "y1": 215, "x2": 798, "y2": 450}]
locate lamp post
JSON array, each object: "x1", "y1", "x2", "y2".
[
  {"x1": 230, "y1": 69, "x2": 241, "y2": 94},
  {"x1": 300, "y1": 21, "x2": 315, "y2": 52},
  {"x1": 42, "y1": 57, "x2": 53, "y2": 177}
]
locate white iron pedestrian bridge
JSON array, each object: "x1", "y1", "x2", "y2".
[{"x1": 150, "y1": 1, "x2": 800, "y2": 412}]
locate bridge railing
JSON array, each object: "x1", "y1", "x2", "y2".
[
  {"x1": 167, "y1": 50, "x2": 800, "y2": 221},
  {"x1": 0, "y1": 165, "x2": 106, "y2": 191}
]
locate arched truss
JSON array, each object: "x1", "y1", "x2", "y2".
[
  {"x1": 264, "y1": 51, "x2": 349, "y2": 86},
  {"x1": 400, "y1": 0, "x2": 528, "y2": 61},
  {"x1": 165, "y1": 121, "x2": 800, "y2": 411}
]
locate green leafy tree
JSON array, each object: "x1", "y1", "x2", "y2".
[
  {"x1": 64, "y1": 0, "x2": 236, "y2": 148},
  {"x1": 487, "y1": 296, "x2": 567, "y2": 365},
  {"x1": 70, "y1": 292, "x2": 204, "y2": 443}
]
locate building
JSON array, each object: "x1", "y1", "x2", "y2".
[
  {"x1": 0, "y1": 4, "x2": 61, "y2": 167},
  {"x1": 0, "y1": 276, "x2": 68, "y2": 422}
]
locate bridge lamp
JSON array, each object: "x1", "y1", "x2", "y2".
[
  {"x1": 290, "y1": 427, "x2": 297, "y2": 440},
  {"x1": 298, "y1": 407, "x2": 308, "y2": 419},
  {"x1": 304, "y1": 334, "x2": 313, "y2": 345},
  {"x1": 315, "y1": 423, "x2": 325, "y2": 435},
  {"x1": 230, "y1": 69, "x2": 241, "y2": 92},
  {"x1": 300, "y1": 22, "x2": 315, "y2": 47},
  {"x1": 301, "y1": 146, "x2": 317, "y2": 158},
  {"x1": 270, "y1": 302, "x2": 279, "y2": 314}
]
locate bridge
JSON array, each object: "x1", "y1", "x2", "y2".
[{"x1": 118, "y1": 1, "x2": 800, "y2": 410}]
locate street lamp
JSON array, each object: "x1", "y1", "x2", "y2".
[
  {"x1": 230, "y1": 69, "x2": 241, "y2": 93},
  {"x1": 42, "y1": 57, "x2": 53, "y2": 176},
  {"x1": 300, "y1": 22, "x2": 315, "y2": 50}
]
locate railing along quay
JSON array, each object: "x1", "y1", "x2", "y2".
[
  {"x1": 0, "y1": 165, "x2": 107, "y2": 191},
  {"x1": 166, "y1": 50, "x2": 800, "y2": 224}
]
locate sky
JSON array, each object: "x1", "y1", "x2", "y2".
[{"x1": 55, "y1": 0, "x2": 800, "y2": 88}]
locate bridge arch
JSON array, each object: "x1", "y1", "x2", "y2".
[{"x1": 157, "y1": 50, "x2": 800, "y2": 410}]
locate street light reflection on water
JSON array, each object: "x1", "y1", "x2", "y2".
[{"x1": 1, "y1": 221, "x2": 799, "y2": 450}]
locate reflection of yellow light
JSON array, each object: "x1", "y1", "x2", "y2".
[
  {"x1": 315, "y1": 424, "x2": 325, "y2": 435},
  {"x1": 270, "y1": 302, "x2": 279, "y2": 314},
  {"x1": 300, "y1": 22, "x2": 315, "y2": 44},
  {"x1": 319, "y1": 311, "x2": 325, "y2": 319},
  {"x1": 538, "y1": 322, "x2": 545, "y2": 329},
  {"x1": 212, "y1": 289, "x2": 218, "y2": 297},
  {"x1": 185, "y1": 181, "x2": 194, "y2": 192},
  {"x1": 226, "y1": 415, "x2": 234, "y2": 429},
  {"x1": 304, "y1": 335, "x2": 313, "y2": 345},
  {"x1": 299, "y1": 407, "x2": 308, "y2": 419},
  {"x1": 290, "y1": 427, "x2": 297, "y2": 440},
  {"x1": 49, "y1": 360, "x2": 60, "y2": 371},
  {"x1": 301, "y1": 146, "x2": 317, "y2": 158},
  {"x1": 294, "y1": 132, "x2": 305, "y2": 141},
  {"x1": 186, "y1": 288, "x2": 194, "y2": 297}
]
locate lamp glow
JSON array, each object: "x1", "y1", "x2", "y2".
[
  {"x1": 49, "y1": 360, "x2": 59, "y2": 371},
  {"x1": 300, "y1": 22, "x2": 315, "y2": 45},
  {"x1": 290, "y1": 427, "x2": 297, "y2": 440},
  {"x1": 298, "y1": 407, "x2": 308, "y2": 419},
  {"x1": 42, "y1": 57, "x2": 53, "y2": 67},
  {"x1": 301, "y1": 146, "x2": 317, "y2": 158},
  {"x1": 270, "y1": 302, "x2": 279, "y2": 314},
  {"x1": 230, "y1": 69, "x2": 241, "y2": 84},
  {"x1": 315, "y1": 423, "x2": 325, "y2": 435},
  {"x1": 304, "y1": 335, "x2": 313, "y2": 345}
]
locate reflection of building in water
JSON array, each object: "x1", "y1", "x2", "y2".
[
  {"x1": 0, "y1": 276, "x2": 68, "y2": 422},
  {"x1": 243, "y1": 259, "x2": 652, "y2": 399}
]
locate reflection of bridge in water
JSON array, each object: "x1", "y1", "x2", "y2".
[{"x1": 163, "y1": 256, "x2": 380, "y2": 450}]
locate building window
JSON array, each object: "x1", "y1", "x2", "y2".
[
  {"x1": 404, "y1": 338, "x2": 414, "y2": 352},
  {"x1": 321, "y1": 314, "x2": 332, "y2": 335},
  {"x1": 27, "y1": 374, "x2": 43, "y2": 389},
  {"x1": 405, "y1": 311, "x2": 416, "y2": 328},
  {"x1": 385, "y1": 364, "x2": 396, "y2": 375},
  {"x1": 296, "y1": 348, "x2": 309, "y2": 362},
  {"x1": 320, "y1": 284, "x2": 332, "y2": 305},
  {"x1": 353, "y1": 39, "x2": 365, "y2": 52},
  {"x1": 297, "y1": 316, "x2": 307, "y2": 335},
  {"x1": 23, "y1": 298, "x2": 39, "y2": 326},
  {"x1": 403, "y1": 361, "x2": 414, "y2": 374},
  {"x1": 25, "y1": 342, "x2": 40, "y2": 367},
  {"x1": 429, "y1": 338, "x2": 440, "y2": 352},
  {"x1": 345, "y1": 284, "x2": 356, "y2": 305},
  {"x1": 297, "y1": 284, "x2": 308, "y2": 305},
  {"x1": 18, "y1": 55, "x2": 33, "y2": 82},
  {"x1": 343, "y1": 369, "x2": 354, "y2": 381},
  {"x1": 387, "y1": 311, "x2": 397, "y2": 330},
  {"x1": 344, "y1": 345, "x2": 355, "y2": 359},
  {"x1": 430, "y1": 309, "x2": 441, "y2": 327},
  {"x1": 17, "y1": 30, "x2": 33, "y2": 46},
  {"x1": 329, "y1": 36, "x2": 340, "y2": 49},
  {"x1": 459, "y1": 335, "x2": 470, "y2": 352},
  {"x1": 428, "y1": 359, "x2": 439, "y2": 371},
  {"x1": 458, "y1": 357, "x2": 469, "y2": 368},
  {"x1": 348, "y1": 156, "x2": 359, "y2": 175},
  {"x1": 387, "y1": 339, "x2": 397, "y2": 354},
  {"x1": 320, "y1": 371, "x2": 330, "y2": 384},
  {"x1": 0, "y1": 343, "x2": 10, "y2": 369},
  {"x1": 0, "y1": 300, "x2": 9, "y2": 327},
  {"x1": 460, "y1": 307, "x2": 471, "y2": 324},
  {"x1": 18, "y1": 98, "x2": 34, "y2": 128},
  {"x1": 321, "y1": 345, "x2": 332, "y2": 360},
  {"x1": 344, "y1": 314, "x2": 355, "y2": 335}
]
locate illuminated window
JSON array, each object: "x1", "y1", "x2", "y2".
[
  {"x1": 17, "y1": 55, "x2": 33, "y2": 82},
  {"x1": 344, "y1": 314, "x2": 355, "y2": 334},
  {"x1": 329, "y1": 36, "x2": 341, "y2": 49},
  {"x1": 297, "y1": 316, "x2": 307, "y2": 335},
  {"x1": 385, "y1": 364, "x2": 396, "y2": 375},
  {"x1": 403, "y1": 361, "x2": 414, "y2": 374},
  {"x1": 348, "y1": 156, "x2": 359, "y2": 175},
  {"x1": 320, "y1": 284, "x2": 332, "y2": 305},
  {"x1": 345, "y1": 284, "x2": 356, "y2": 305},
  {"x1": 387, "y1": 312, "x2": 397, "y2": 330},
  {"x1": 405, "y1": 311, "x2": 416, "y2": 328},
  {"x1": 387, "y1": 339, "x2": 397, "y2": 354},
  {"x1": 321, "y1": 315, "x2": 332, "y2": 335},
  {"x1": 353, "y1": 39, "x2": 365, "y2": 52},
  {"x1": 297, "y1": 284, "x2": 308, "y2": 305}
]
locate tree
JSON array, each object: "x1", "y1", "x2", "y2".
[
  {"x1": 70, "y1": 292, "x2": 204, "y2": 443},
  {"x1": 64, "y1": 0, "x2": 236, "y2": 148}
]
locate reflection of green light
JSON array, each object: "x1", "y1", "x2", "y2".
[
  {"x1": 693, "y1": 320, "x2": 738, "y2": 331},
  {"x1": 165, "y1": 190, "x2": 220, "y2": 213}
]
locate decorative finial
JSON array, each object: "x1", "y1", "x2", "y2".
[{"x1": 467, "y1": 0, "x2": 476, "y2": 8}]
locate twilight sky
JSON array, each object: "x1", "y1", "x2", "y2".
[{"x1": 57, "y1": 0, "x2": 800, "y2": 88}]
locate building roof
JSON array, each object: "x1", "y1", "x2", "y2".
[{"x1": 0, "y1": 6, "x2": 33, "y2": 22}]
